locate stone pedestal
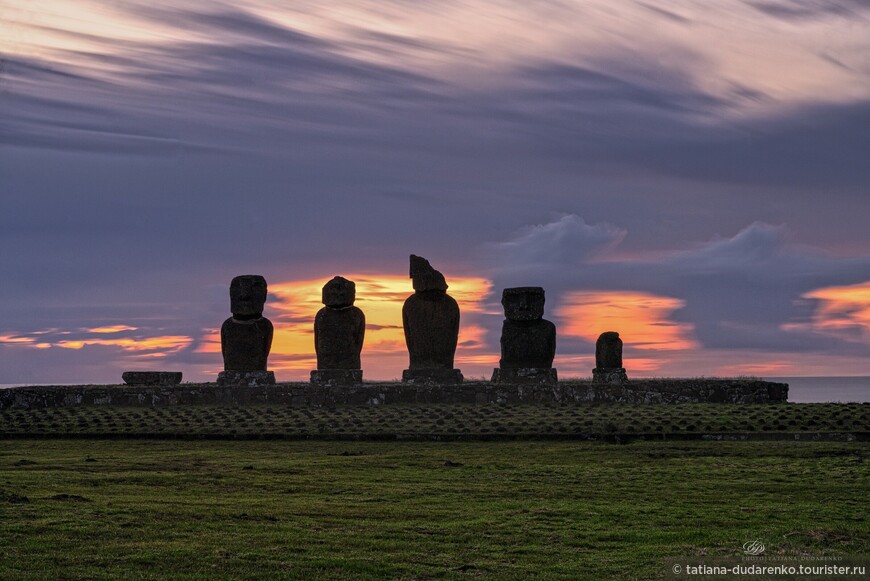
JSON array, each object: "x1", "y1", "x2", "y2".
[
  {"x1": 592, "y1": 368, "x2": 628, "y2": 385},
  {"x1": 401, "y1": 368, "x2": 463, "y2": 385},
  {"x1": 217, "y1": 370, "x2": 275, "y2": 386},
  {"x1": 122, "y1": 371, "x2": 183, "y2": 386},
  {"x1": 491, "y1": 368, "x2": 557, "y2": 384},
  {"x1": 310, "y1": 369, "x2": 363, "y2": 386}
]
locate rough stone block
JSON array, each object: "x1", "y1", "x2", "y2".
[
  {"x1": 592, "y1": 368, "x2": 628, "y2": 385},
  {"x1": 216, "y1": 370, "x2": 275, "y2": 386},
  {"x1": 310, "y1": 369, "x2": 363, "y2": 386},
  {"x1": 402, "y1": 368, "x2": 463, "y2": 385},
  {"x1": 121, "y1": 371, "x2": 183, "y2": 386},
  {"x1": 491, "y1": 367, "x2": 558, "y2": 384}
]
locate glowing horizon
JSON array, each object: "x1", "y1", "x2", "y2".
[{"x1": 2, "y1": 276, "x2": 870, "y2": 381}]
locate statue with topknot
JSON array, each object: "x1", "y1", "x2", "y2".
[
  {"x1": 311, "y1": 276, "x2": 365, "y2": 386},
  {"x1": 401, "y1": 255, "x2": 463, "y2": 384}
]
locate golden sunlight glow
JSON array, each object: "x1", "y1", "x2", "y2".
[
  {"x1": 196, "y1": 329, "x2": 221, "y2": 354},
  {"x1": 555, "y1": 291, "x2": 697, "y2": 351},
  {"x1": 785, "y1": 281, "x2": 870, "y2": 342},
  {"x1": 86, "y1": 325, "x2": 138, "y2": 333},
  {"x1": 1, "y1": 329, "x2": 192, "y2": 359},
  {"x1": 55, "y1": 336, "x2": 192, "y2": 353},
  {"x1": 256, "y1": 274, "x2": 492, "y2": 378},
  {"x1": 715, "y1": 361, "x2": 792, "y2": 376}
]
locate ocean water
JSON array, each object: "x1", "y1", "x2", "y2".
[
  {"x1": 2, "y1": 377, "x2": 869, "y2": 403},
  {"x1": 765, "y1": 376, "x2": 870, "y2": 403}
]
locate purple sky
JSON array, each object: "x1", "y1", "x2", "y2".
[{"x1": 1, "y1": 0, "x2": 869, "y2": 383}]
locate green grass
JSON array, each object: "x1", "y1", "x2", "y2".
[
  {"x1": 2, "y1": 403, "x2": 867, "y2": 439},
  {"x1": 0, "y1": 440, "x2": 867, "y2": 579}
]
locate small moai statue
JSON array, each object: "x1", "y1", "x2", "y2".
[
  {"x1": 310, "y1": 276, "x2": 365, "y2": 386},
  {"x1": 592, "y1": 331, "x2": 628, "y2": 384},
  {"x1": 218, "y1": 275, "x2": 275, "y2": 386},
  {"x1": 401, "y1": 255, "x2": 463, "y2": 384},
  {"x1": 491, "y1": 287, "x2": 557, "y2": 384}
]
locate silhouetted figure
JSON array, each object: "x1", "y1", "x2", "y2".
[
  {"x1": 218, "y1": 275, "x2": 275, "y2": 386},
  {"x1": 492, "y1": 287, "x2": 557, "y2": 384},
  {"x1": 592, "y1": 331, "x2": 628, "y2": 384},
  {"x1": 311, "y1": 276, "x2": 365, "y2": 386},
  {"x1": 401, "y1": 255, "x2": 463, "y2": 384}
]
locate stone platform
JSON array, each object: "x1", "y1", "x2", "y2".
[{"x1": 0, "y1": 379, "x2": 788, "y2": 410}]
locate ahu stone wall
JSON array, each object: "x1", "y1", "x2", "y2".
[{"x1": 0, "y1": 379, "x2": 788, "y2": 410}]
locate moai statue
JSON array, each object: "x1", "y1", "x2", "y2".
[
  {"x1": 401, "y1": 255, "x2": 463, "y2": 384},
  {"x1": 592, "y1": 331, "x2": 628, "y2": 384},
  {"x1": 218, "y1": 275, "x2": 275, "y2": 386},
  {"x1": 310, "y1": 276, "x2": 365, "y2": 386},
  {"x1": 491, "y1": 287, "x2": 557, "y2": 384}
]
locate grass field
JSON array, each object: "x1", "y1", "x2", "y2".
[
  {"x1": 1, "y1": 439, "x2": 867, "y2": 580},
  {"x1": 2, "y1": 402, "x2": 868, "y2": 439}
]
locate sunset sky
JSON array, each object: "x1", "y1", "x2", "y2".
[{"x1": 1, "y1": 0, "x2": 869, "y2": 383}]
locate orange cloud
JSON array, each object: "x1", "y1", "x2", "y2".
[
  {"x1": 0, "y1": 334, "x2": 37, "y2": 345},
  {"x1": 1, "y1": 328, "x2": 193, "y2": 363},
  {"x1": 786, "y1": 281, "x2": 870, "y2": 342},
  {"x1": 555, "y1": 291, "x2": 697, "y2": 351},
  {"x1": 196, "y1": 329, "x2": 222, "y2": 354},
  {"x1": 0, "y1": 334, "x2": 61, "y2": 350},
  {"x1": 55, "y1": 336, "x2": 192, "y2": 354},
  {"x1": 85, "y1": 325, "x2": 138, "y2": 333}
]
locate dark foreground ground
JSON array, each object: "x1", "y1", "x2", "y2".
[{"x1": 1, "y1": 439, "x2": 867, "y2": 580}]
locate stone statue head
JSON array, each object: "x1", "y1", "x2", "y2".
[
  {"x1": 409, "y1": 255, "x2": 448, "y2": 292},
  {"x1": 502, "y1": 287, "x2": 546, "y2": 321},
  {"x1": 598, "y1": 331, "x2": 620, "y2": 343},
  {"x1": 229, "y1": 275, "x2": 267, "y2": 317},
  {"x1": 322, "y1": 276, "x2": 356, "y2": 308}
]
